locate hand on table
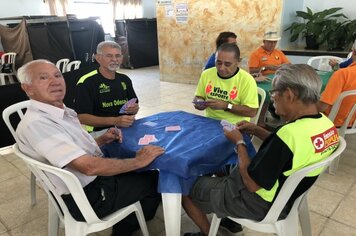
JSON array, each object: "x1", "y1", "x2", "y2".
[
  {"x1": 224, "y1": 128, "x2": 243, "y2": 144},
  {"x1": 125, "y1": 103, "x2": 139, "y2": 115},
  {"x1": 135, "y1": 145, "x2": 165, "y2": 167},
  {"x1": 103, "y1": 127, "x2": 123, "y2": 143},
  {"x1": 116, "y1": 115, "x2": 135, "y2": 127}
]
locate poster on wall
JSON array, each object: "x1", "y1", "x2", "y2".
[
  {"x1": 175, "y1": 3, "x2": 188, "y2": 24},
  {"x1": 157, "y1": 0, "x2": 172, "y2": 5},
  {"x1": 165, "y1": 4, "x2": 174, "y2": 17}
]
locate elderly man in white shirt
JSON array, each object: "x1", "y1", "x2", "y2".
[{"x1": 16, "y1": 59, "x2": 165, "y2": 236}]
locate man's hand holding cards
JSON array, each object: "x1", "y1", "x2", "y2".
[
  {"x1": 192, "y1": 97, "x2": 208, "y2": 110},
  {"x1": 119, "y1": 98, "x2": 138, "y2": 114}
]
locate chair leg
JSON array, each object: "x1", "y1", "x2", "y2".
[
  {"x1": 328, "y1": 155, "x2": 341, "y2": 175},
  {"x1": 30, "y1": 173, "x2": 37, "y2": 206},
  {"x1": 0, "y1": 74, "x2": 5, "y2": 85},
  {"x1": 48, "y1": 201, "x2": 59, "y2": 236},
  {"x1": 299, "y1": 197, "x2": 312, "y2": 236},
  {"x1": 208, "y1": 214, "x2": 221, "y2": 236},
  {"x1": 134, "y1": 202, "x2": 149, "y2": 236}
]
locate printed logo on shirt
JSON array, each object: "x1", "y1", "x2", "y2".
[
  {"x1": 121, "y1": 82, "x2": 127, "y2": 90},
  {"x1": 206, "y1": 85, "x2": 231, "y2": 101},
  {"x1": 229, "y1": 86, "x2": 238, "y2": 100},
  {"x1": 311, "y1": 126, "x2": 339, "y2": 153},
  {"x1": 99, "y1": 83, "x2": 110, "y2": 93}
]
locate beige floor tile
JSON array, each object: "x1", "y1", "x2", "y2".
[
  {"x1": 181, "y1": 213, "x2": 200, "y2": 234},
  {"x1": 0, "y1": 189, "x2": 48, "y2": 229},
  {"x1": 0, "y1": 159, "x2": 22, "y2": 183},
  {"x1": 349, "y1": 183, "x2": 356, "y2": 198},
  {"x1": 308, "y1": 185, "x2": 344, "y2": 217},
  {"x1": 0, "y1": 232, "x2": 11, "y2": 236},
  {"x1": 319, "y1": 219, "x2": 356, "y2": 236},
  {"x1": 132, "y1": 217, "x2": 165, "y2": 236},
  {"x1": 0, "y1": 175, "x2": 31, "y2": 203},
  {"x1": 9, "y1": 215, "x2": 47, "y2": 236},
  {"x1": 0, "y1": 221, "x2": 7, "y2": 234},
  {"x1": 310, "y1": 211, "x2": 328, "y2": 236},
  {"x1": 331, "y1": 195, "x2": 356, "y2": 228},
  {"x1": 315, "y1": 170, "x2": 355, "y2": 195}
]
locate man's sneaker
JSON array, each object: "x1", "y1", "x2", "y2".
[
  {"x1": 184, "y1": 232, "x2": 206, "y2": 236},
  {"x1": 220, "y1": 218, "x2": 243, "y2": 233}
]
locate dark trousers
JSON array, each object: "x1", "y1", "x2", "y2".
[{"x1": 62, "y1": 171, "x2": 160, "y2": 236}]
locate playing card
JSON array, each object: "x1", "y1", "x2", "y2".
[
  {"x1": 143, "y1": 134, "x2": 158, "y2": 142},
  {"x1": 220, "y1": 120, "x2": 236, "y2": 131},
  {"x1": 143, "y1": 121, "x2": 158, "y2": 127},
  {"x1": 138, "y1": 137, "x2": 150, "y2": 145},
  {"x1": 119, "y1": 98, "x2": 137, "y2": 114},
  {"x1": 165, "y1": 125, "x2": 181, "y2": 131}
]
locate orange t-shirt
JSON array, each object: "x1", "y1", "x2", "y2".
[
  {"x1": 248, "y1": 47, "x2": 290, "y2": 75},
  {"x1": 320, "y1": 62, "x2": 356, "y2": 127}
]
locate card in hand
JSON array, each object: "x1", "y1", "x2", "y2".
[
  {"x1": 119, "y1": 98, "x2": 137, "y2": 114},
  {"x1": 220, "y1": 120, "x2": 236, "y2": 131}
]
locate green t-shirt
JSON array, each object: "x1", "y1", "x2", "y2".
[{"x1": 195, "y1": 67, "x2": 258, "y2": 124}]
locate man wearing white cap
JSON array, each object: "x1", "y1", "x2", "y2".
[{"x1": 249, "y1": 31, "x2": 290, "y2": 76}]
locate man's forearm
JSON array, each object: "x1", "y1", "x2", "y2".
[{"x1": 78, "y1": 114, "x2": 116, "y2": 127}]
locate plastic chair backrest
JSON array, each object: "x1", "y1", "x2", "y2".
[
  {"x1": 328, "y1": 90, "x2": 356, "y2": 136},
  {"x1": 12, "y1": 143, "x2": 149, "y2": 236},
  {"x1": 56, "y1": 58, "x2": 70, "y2": 73},
  {"x1": 250, "y1": 87, "x2": 266, "y2": 125},
  {"x1": 66, "y1": 60, "x2": 81, "y2": 72},
  {"x1": 2, "y1": 100, "x2": 30, "y2": 144},
  {"x1": 307, "y1": 56, "x2": 343, "y2": 71},
  {"x1": 209, "y1": 137, "x2": 346, "y2": 236},
  {"x1": 1, "y1": 52, "x2": 17, "y2": 73}
]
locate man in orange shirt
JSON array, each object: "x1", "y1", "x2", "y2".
[
  {"x1": 249, "y1": 31, "x2": 290, "y2": 76},
  {"x1": 318, "y1": 53, "x2": 356, "y2": 127}
]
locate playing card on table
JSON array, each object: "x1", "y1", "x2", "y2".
[
  {"x1": 165, "y1": 125, "x2": 181, "y2": 132},
  {"x1": 220, "y1": 120, "x2": 236, "y2": 131},
  {"x1": 143, "y1": 121, "x2": 158, "y2": 127},
  {"x1": 138, "y1": 137, "x2": 150, "y2": 145},
  {"x1": 143, "y1": 134, "x2": 158, "y2": 142}
]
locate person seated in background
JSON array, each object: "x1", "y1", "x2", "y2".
[
  {"x1": 329, "y1": 39, "x2": 356, "y2": 70},
  {"x1": 74, "y1": 41, "x2": 139, "y2": 137},
  {"x1": 249, "y1": 31, "x2": 290, "y2": 76},
  {"x1": 183, "y1": 64, "x2": 340, "y2": 236},
  {"x1": 194, "y1": 43, "x2": 259, "y2": 125},
  {"x1": 16, "y1": 59, "x2": 165, "y2": 236},
  {"x1": 318, "y1": 52, "x2": 356, "y2": 127},
  {"x1": 203, "y1": 31, "x2": 237, "y2": 70}
]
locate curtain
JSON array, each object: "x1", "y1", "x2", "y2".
[
  {"x1": 111, "y1": 0, "x2": 142, "y2": 20},
  {"x1": 46, "y1": 0, "x2": 69, "y2": 16}
]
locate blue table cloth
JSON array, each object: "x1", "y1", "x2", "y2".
[{"x1": 104, "y1": 111, "x2": 256, "y2": 195}]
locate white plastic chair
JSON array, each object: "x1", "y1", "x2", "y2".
[
  {"x1": 66, "y1": 60, "x2": 82, "y2": 72},
  {"x1": 307, "y1": 56, "x2": 343, "y2": 72},
  {"x1": 327, "y1": 90, "x2": 356, "y2": 174},
  {"x1": 56, "y1": 58, "x2": 70, "y2": 73},
  {"x1": 250, "y1": 87, "x2": 266, "y2": 125},
  {"x1": 208, "y1": 137, "x2": 347, "y2": 236},
  {"x1": 13, "y1": 143, "x2": 150, "y2": 236},
  {"x1": 0, "y1": 52, "x2": 17, "y2": 85},
  {"x1": 2, "y1": 100, "x2": 37, "y2": 206}
]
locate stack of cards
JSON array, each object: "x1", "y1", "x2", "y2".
[
  {"x1": 119, "y1": 98, "x2": 137, "y2": 114},
  {"x1": 138, "y1": 134, "x2": 158, "y2": 145},
  {"x1": 220, "y1": 120, "x2": 236, "y2": 131},
  {"x1": 165, "y1": 125, "x2": 181, "y2": 132},
  {"x1": 143, "y1": 121, "x2": 158, "y2": 127}
]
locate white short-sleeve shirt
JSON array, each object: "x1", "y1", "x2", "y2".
[{"x1": 16, "y1": 100, "x2": 101, "y2": 195}]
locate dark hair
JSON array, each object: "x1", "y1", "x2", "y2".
[
  {"x1": 216, "y1": 43, "x2": 241, "y2": 60},
  {"x1": 215, "y1": 32, "x2": 237, "y2": 49}
]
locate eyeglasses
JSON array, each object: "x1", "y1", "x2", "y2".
[{"x1": 101, "y1": 54, "x2": 123, "y2": 60}]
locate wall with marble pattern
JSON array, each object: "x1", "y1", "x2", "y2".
[{"x1": 156, "y1": 0, "x2": 283, "y2": 84}]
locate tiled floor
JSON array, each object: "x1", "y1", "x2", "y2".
[{"x1": 0, "y1": 66, "x2": 356, "y2": 236}]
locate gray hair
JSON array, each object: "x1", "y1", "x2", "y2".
[
  {"x1": 17, "y1": 59, "x2": 53, "y2": 84},
  {"x1": 272, "y1": 64, "x2": 321, "y2": 104},
  {"x1": 352, "y1": 39, "x2": 356, "y2": 51},
  {"x1": 96, "y1": 41, "x2": 121, "y2": 54}
]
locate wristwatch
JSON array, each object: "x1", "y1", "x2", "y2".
[
  {"x1": 225, "y1": 103, "x2": 233, "y2": 111},
  {"x1": 234, "y1": 140, "x2": 247, "y2": 154}
]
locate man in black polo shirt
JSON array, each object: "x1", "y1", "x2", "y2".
[{"x1": 74, "y1": 41, "x2": 139, "y2": 135}]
